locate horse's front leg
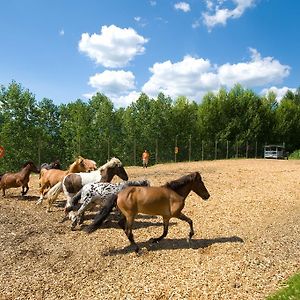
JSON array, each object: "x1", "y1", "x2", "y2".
[
  {"x1": 21, "y1": 183, "x2": 29, "y2": 196},
  {"x1": 177, "y1": 213, "x2": 194, "y2": 241},
  {"x1": 2, "y1": 188, "x2": 5, "y2": 197},
  {"x1": 149, "y1": 216, "x2": 170, "y2": 244}
]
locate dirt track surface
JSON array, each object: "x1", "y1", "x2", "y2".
[{"x1": 0, "y1": 159, "x2": 299, "y2": 300}]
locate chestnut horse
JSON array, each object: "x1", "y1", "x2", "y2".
[
  {"x1": 0, "y1": 161, "x2": 39, "y2": 197},
  {"x1": 86, "y1": 172, "x2": 210, "y2": 253},
  {"x1": 37, "y1": 156, "x2": 97, "y2": 205}
]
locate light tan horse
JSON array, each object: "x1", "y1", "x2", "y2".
[
  {"x1": 37, "y1": 156, "x2": 96, "y2": 205},
  {"x1": 86, "y1": 172, "x2": 210, "y2": 253}
]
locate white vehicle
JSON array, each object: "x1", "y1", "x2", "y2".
[{"x1": 264, "y1": 145, "x2": 287, "y2": 159}]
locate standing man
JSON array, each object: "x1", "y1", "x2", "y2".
[{"x1": 142, "y1": 150, "x2": 150, "y2": 168}]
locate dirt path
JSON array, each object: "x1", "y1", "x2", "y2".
[{"x1": 0, "y1": 159, "x2": 299, "y2": 300}]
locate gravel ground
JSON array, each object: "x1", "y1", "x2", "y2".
[{"x1": 0, "y1": 159, "x2": 299, "y2": 300}]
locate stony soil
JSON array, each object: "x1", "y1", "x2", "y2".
[{"x1": 0, "y1": 159, "x2": 299, "y2": 300}]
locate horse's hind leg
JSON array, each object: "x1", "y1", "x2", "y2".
[
  {"x1": 177, "y1": 213, "x2": 194, "y2": 240},
  {"x1": 149, "y1": 217, "x2": 170, "y2": 244},
  {"x1": 122, "y1": 215, "x2": 139, "y2": 253}
]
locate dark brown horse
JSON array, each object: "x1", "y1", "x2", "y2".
[
  {"x1": 0, "y1": 161, "x2": 39, "y2": 197},
  {"x1": 86, "y1": 172, "x2": 210, "y2": 253}
]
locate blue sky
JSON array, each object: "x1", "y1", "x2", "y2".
[{"x1": 0, "y1": 0, "x2": 299, "y2": 107}]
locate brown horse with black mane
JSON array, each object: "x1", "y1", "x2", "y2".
[
  {"x1": 86, "y1": 172, "x2": 210, "y2": 253},
  {"x1": 0, "y1": 161, "x2": 39, "y2": 197}
]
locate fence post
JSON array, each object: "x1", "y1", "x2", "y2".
[
  {"x1": 38, "y1": 137, "x2": 41, "y2": 167},
  {"x1": 107, "y1": 137, "x2": 110, "y2": 160},
  {"x1": 133, "y1": 138, "x2": 136, "y2": 165},
  {"x1": 226, "y1": 140, "x2": 229, "y2": 159},
  {"x1": 255, "y1": 141, "x2": 257, "y2": 158},
  {"x1": 175, "y1": 135, "x2": 178, "y2": 163},
  {"x1": 188, "y1": 134, "x2": 191, "y2": 162},
  {"x1": 214, "y1": 140, "x2": 218, "y2": 160},
  {"x1": 155, "y1": 138, "x2": 158, "y2": 164}
]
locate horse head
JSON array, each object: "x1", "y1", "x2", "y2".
[
  {"x1": 191, "y1": 172, "x2": 210, "y2": 200},
  {"x1": 100, "y1": 157, "x2": 128, "y2": 182},
  {"x1": 22, "y1": 161, "x2": 40, "y2": 174},
  {"x1": 51, "y1": 160, "x2": 61, "y2": 169},
  {"x1": 76, "y1": 156, "x2": 97, "y2": 172}
]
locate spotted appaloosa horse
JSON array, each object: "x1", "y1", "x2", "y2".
[
  {"x1": 64, "y1": 180, "x2": 150, "y2": 230},
  {"x1": 86, "y1": 172, "x2": 210, "y2": 253},
  {"x1": 0, "y1": 161, "x2": 39, "y2": 197}
]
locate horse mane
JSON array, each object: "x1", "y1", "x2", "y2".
[
  {"x1": 22, "y1": 161, "x2": 34, "y2": 168},
  {"x1": 163, "y1": 172, "x2": 199, "y2": 190},
  {"x1": 99, "y1": 157, "x2": 122, "y2": 171}
]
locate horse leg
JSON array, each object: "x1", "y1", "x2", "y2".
[
  {"x1": 2, "y1": 188, "x2": 5, "y2": 197},
  {"x1": 149, "y1": 216, "x2": 170, "y2": 244},
  {"x1": 21, "y1": 184, "x2": 29, "y2": 196},
  {"x1": 122, "y1": 215, "x2": 139, "y2": 253},
  {"x1": 37, "y1": 185, "x2": 46, "y2": 204},
  {"x1": 177, "y1": 213, "x2": 194, "y2": 241}
]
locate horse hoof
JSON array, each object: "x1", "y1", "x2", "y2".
[{"x1": 149, "y1": 238, "x2": 159, "y2": 244}]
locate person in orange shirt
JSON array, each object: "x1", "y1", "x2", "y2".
[{"x1": 142, "y1": 150, "x2": 150, "y2": 168}]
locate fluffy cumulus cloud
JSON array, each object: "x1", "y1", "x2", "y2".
[
  {"x1": 78, "y1": 25, "x2": 148, "y2": 68},
  {"x1": 142, "y1": 55, "x2": 218, "y2": 100},
  {"x1": 218, "y1": 48, "x2": 290, "y2": 87},
  {"x1": 84, "y1": 48, "x2": 290, "y2": 107},
  {"x1": 86, "y1": 70, "x2": 138, "y2": 107},
  {"x1": 174, "y1": 2, "x2": 191, "y2": 12},
  {"x1": 261, "y1": 86, "x2": 297, "y2": 102},
  {"x1": 142, "y1": 49, "x2": 290, "y2": 102},
  {"x1": 203, "y1": 0, "x2": 256, "y2": 30}
]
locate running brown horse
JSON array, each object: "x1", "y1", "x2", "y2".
[
  {"x1": 0, "y1": 161, "x2": 39, "y2": 197},
  {"x1": 86, "y1": 172, "x2": 210, "y2": 253},
  {"x1": 37, "y1": 156, "x2": 97, "y2": 205}
]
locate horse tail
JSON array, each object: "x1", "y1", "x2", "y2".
[
  {"x1": 39, "y1": 168, "x2": 47, "y2": 180},
  {"x1": 64, "y1": 189, "x2": 82, "y2": 214},
  {"x1": 84, "y1": 194, "x2": 117, "y2": 234},
  {"x1": 45, "y1": 182, "x2": 63, "y2": 210}
]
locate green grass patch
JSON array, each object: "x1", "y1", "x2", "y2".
[
  {"x1": 289, "y1": 150, "x2": 300, "y2": 159},
  {"x1": 267, "y1": 273, "x2": 300, "y2": 300}
]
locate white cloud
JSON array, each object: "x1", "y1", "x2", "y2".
[
  {"x1": 88, "y1": 70, "x2": 136, "y2": 95},
  {"x1": 142, "y1": 49, "x2": 290, "y2": 102},
  {"x1": 174, "y1": 2, "x2": 191, "y2": 13},
  {"x1": 261, "y1": 86, "x2": 297, "y2": 102},
  {"x1": 78, "y1": 25, "x2": 148, "y2": 68},
  {"x1": 86, "y1": 70, "x2": 139, "y2": 107},
  {"x1": 203, "y1": 0, "x2": 256, "y2": 30},
  {"x1": 218, "y1": 48, "x2": 290, "y2": 87},
  {"x1": 192, "y1": 19, "x2": 201, "y2": 28},
  {"x1": 59, "y1": 29, "x2": 64, "y2": 36},
  {"x1": 142, "y1": 55, "x2": 218, "y2": 100},
  {"x1": 84, "y1": 49, "x2": 290, "y2": 107},
  {"x1": 149, "y1": 1, "x2": 156, "y2": 6}
]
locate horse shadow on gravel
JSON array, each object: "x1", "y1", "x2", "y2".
[
  {"x1": 102, "y1": 236, "x2": 244, "y2": 256},
  {"x1": 5, "y1": 194, "x2": 40, "y2": 201}
]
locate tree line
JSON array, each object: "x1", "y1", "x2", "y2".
[{"x1": 0, "y1": 81, "x2": 299, "y2": 172}]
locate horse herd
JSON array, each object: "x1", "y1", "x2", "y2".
[{"x1": 0, "y1": 157, "x2": 210, "y2": 253}]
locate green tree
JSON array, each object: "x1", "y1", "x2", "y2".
[{"x1": 0, "y1": 82, "x2": 40, "y2": 171}]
